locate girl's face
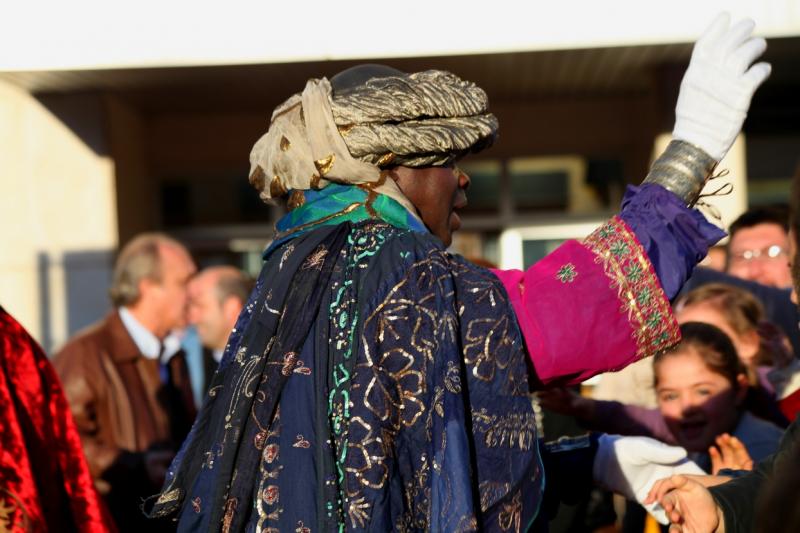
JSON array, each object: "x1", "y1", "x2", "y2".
[
  {"x1": 655, "y1": 347, "x2": 744, "y2": 452},
  {"x1": 675, "y1": 302, "x2": 759, "y2": 368}
]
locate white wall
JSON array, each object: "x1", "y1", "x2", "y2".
[{"x1": 0, "y1": 80, "x2": 118, "y2": 351}]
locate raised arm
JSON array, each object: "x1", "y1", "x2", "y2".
[{"x1": 494, "y1": 13, "x2": 770, "y2": 385}]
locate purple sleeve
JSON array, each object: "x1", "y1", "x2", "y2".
[
  {"x1": 585, "y1": 400, "x2": 677, "y2": 445},
  {"x1": 619, "y1": 183, "x2": 726, "y2": 300}
]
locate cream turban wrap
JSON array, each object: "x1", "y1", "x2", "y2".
[{"x1": 248, "y1": 69, "x2": 498, "y2": 214}]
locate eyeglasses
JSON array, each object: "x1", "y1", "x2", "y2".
[{"x1": 729, "y1": 244, "x2": 788, "y2": 263}]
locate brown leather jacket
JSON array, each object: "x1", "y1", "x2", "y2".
[{"x1": 54, "y1": 311, "x2": 196, "y2": 530}]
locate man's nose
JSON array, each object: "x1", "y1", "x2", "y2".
[{"x1": 746, "y1": 260, "x2": 767, "y2": 282}]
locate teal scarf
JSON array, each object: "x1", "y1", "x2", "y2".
[{"x1": 267, "y1": 184, "x2": 427, "y2": 253}]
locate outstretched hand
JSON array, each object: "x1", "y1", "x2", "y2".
[
  {"x1": 593, "y1": 435, "x2": 704, "y2": 524},
  {"x1": 673, "y1": 12, "x2": 771, "y2": 161},
  {"x1": 709, "y1": 433, "x2": 753, "y2": 475},
  {"x1": 644, "y1": 474, "x2": 724, "y2": 532}
]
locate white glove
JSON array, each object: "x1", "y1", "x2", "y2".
[
  {"x1": 673, "y1": 12, "x2": 771, "y2": 161},
  {"x1": 593, "y1": 434, "x2": 704, "y2": 524}
]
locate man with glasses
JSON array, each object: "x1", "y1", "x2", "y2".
[{"x1": 727, "y1": 205, "x2": 792, "y2": 289}]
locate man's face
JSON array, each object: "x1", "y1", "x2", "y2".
[
  {"x1": 726, "y1": 222, "x2": 792, "y2": 288},
  {"x1": 187, "y1": 272, "x2": 231, "y2": 351},
  {"x1": 390, "y1": 165, "x2": 470, "y2": 246},
  {"x1": 150, "y1": 244, "x2": 196, "y2": 335}
]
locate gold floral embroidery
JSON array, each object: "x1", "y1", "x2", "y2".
[
  {"x1": 339, "y1": 239, "x2": 537, "y2": 530},
  {"x1": 302, "y1": 245, "x2": 328, "y2": 270},
  {"x1": 293, "y1": 434, "x2": 311, "y2": 448},
  {"x1": 462, "y1": 315, "x2": 517, "y2": 383},
  {"x1": 348, "y1": 496, "x2": 372, "y2": 529},
  {"x1": 222, "y1": 498, "x2": 238, "y2": 533},
  {"x1": 393, "y1": 455, "x2": 432, "y2": 531},
  {"x1": 345, "y1": 415, "x2": 390, "y2": 489},
  {"x1": 478, "y1": 480, "x2": 511, "y2": 513},
  {"x1": 498, "y1": 490, "x2": 522, "y2": 532},
  {"x1": 279, "y1": 244, "x2": 295, "y2": 271},
  {"x1": 444, "y1": 360, "x2": 462, "y2": 393},
  {"x1": 256, "y1": 412, "x2": 283, "y2": 529},
  {"x1": 154, "y1": 488, "x2": 182, "y2": 505},
  {"x1": 583, "y1": 216, "x2": 679, "y2": 360},
  {"x1": 471, "y1": 408, "x2": 536, "y2": 451},
  {"x1": 454, "y1": 515, "x2": 479, "y2": 532}
]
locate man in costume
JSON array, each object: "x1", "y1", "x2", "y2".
[
  {"x1": 55, "y1": 233, "x2": 197, "y2": 532},
  {"x1": 0, "y1": 306, "x2": 113, "y2": 532},
  {"x1": 149, "y1": 13, "x2": 769, "y2": 531}
]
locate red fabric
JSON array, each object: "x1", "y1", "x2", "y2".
[{"x1": 0, "y1": 307, "x2": 114, "y2": 532}]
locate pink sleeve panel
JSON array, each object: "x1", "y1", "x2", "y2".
[{"x1": 492, "y1": 216, "x2": 680, "y2": 386}]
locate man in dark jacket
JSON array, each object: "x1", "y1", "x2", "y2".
[{"x1": 54, "y1": 233, "x2": 197, "y2": 532}]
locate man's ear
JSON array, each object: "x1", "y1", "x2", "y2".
[
  {"x1": 221, "y1": 296, "x2": 243, "y2": 323},
  {"x1": 138, "y1": 277, "x2": 158, "y2": 298}
]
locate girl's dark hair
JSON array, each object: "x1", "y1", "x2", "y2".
[{"x1": 654, "y1": 322, "x2": 746, "y2": 389}]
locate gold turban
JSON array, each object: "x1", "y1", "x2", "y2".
[{"x1": 248, "y1": 69, "x2": 497, "y2": 212}]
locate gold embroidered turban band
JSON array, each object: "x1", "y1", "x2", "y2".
[{"x1": 248, "y1": 69, "x2": 498, "y2": 213}]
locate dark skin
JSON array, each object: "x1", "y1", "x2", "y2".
[{"x1": 388, "y1": 165, "x2": 470, "y2": 247}]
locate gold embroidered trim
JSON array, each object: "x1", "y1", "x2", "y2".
[
  {"x1": 272, "y1": 202, "x2": 363, "y2": 241},
  {"x1": 279, "y1": 135, "x2": 291, "y2": 151},
  {"x1": 583, "y1": 216, "x2": 679, "y2": 360}
]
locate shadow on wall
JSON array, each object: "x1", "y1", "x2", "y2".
[{"x1": 37, "y1": 249, "x2": 114, "y2": 353}]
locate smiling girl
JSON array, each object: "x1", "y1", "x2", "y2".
[{"x1": 540, "y1": 322, "x2": 784, "y2": 472}]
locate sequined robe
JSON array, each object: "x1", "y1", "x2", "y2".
[{"x1": 151, "y1": 185, "x2": 723, "y2": 532}]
